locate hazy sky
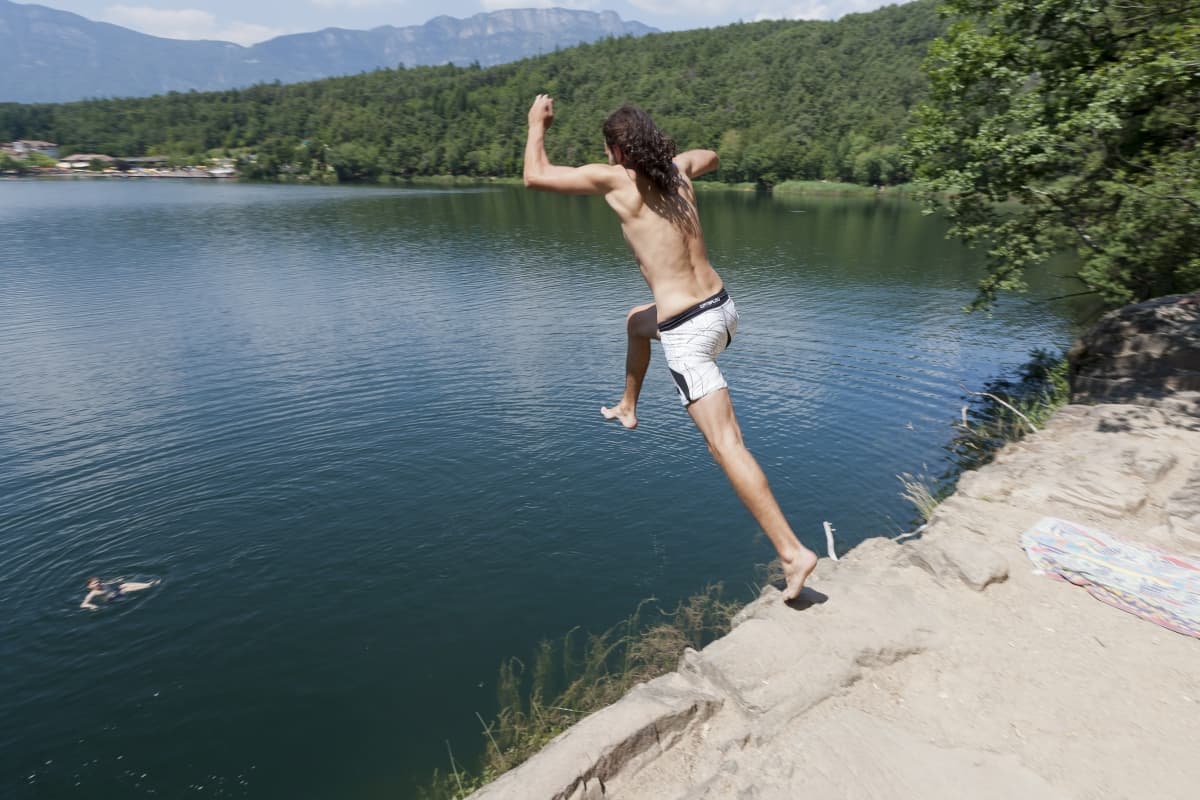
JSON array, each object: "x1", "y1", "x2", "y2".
[{"x1": 24, "y1": 1, "x2": 912, "y2": 46}]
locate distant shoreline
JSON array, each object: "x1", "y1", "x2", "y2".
[
  {"x1": 1, "y1": 170, "x2": 237, "y2": 181},
  {"x1": 3, "y1": 171, "x2": 918, "y2": 198}
]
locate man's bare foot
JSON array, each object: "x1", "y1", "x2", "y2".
[
  {"x1": 601, "y1": 403, "x2": 638, "y2": 429},
  {"x1": 780, "y1": 548, "x2": 819, "y2": 602}
]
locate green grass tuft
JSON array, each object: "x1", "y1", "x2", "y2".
[
  {"x1": 897, "y1": 469, "x2": 941, "y2": 523},
  {"x1": 895, "y1": 349, "x2": 1070, "y2": 526},
  {"x1": 947, "y1": 349, "x2": 1070, "y2": 474},
  {"x1": 417, "y1": 583, "x2": 743, "y2": 799}
]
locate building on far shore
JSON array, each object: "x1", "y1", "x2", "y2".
[
  {"x1": 120, "y1": 156, "x2": 171, "y2": 168},
  {"x1": 2, "y1": 145, "x2": 239, "y2": 178},
  {"x1": 57, "y1": 153, "x2": 116, "y2": 169},
  {"x1": 10, "y1": 140, "x2": 60, "y2": 158}
]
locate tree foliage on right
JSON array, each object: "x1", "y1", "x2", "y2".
[{"x1": 909, "y1": 0, "x2": 1199, "y2": 309}]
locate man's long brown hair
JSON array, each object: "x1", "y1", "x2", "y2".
[{"x1": 602, "y1": 104, "x2": 682, "y2": 195}]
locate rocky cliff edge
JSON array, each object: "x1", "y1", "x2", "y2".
[{"x1": 470, "y1": 295, "x2": 1200, "y2": 800}]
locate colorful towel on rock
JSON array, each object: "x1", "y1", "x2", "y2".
[{"x1": 1022, "y1": 517, "x2": 1200, "y2": 639}]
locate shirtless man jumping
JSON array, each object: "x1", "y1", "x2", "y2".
[{"x1": 523, "y1": 94, "x2": 818, "y2": 600}]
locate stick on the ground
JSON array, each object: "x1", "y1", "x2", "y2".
[
  {"x1": 823, "y1": 521, "x2": 839, "y2": 561},
  {"x1": 893, "y1": 524, "x2": 926, "y2": 542},
  {"x1": 476, "y1": 711, "x2": 507, "y2": 769},
  {"x1": 446, "y1": 740, "x2": 464, "y2": 796},
  {"x1": 959, "y1": 383, "x2": 1038, "y2": 433}
]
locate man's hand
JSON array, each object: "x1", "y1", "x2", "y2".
[
  {"x1": 524, "y1": 93, "x2": 617, "y2": 195},
  {"x1": 528, "y1": 94, "x2": 554, "y2": 130}
]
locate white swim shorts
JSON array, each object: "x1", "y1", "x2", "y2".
[{"x1": 657, "y1": 287, "x2": 738, "y2": 406}]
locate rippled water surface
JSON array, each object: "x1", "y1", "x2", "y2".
[{"x1": 0, "y1": 179, "x2": 1078, "y2": 797}]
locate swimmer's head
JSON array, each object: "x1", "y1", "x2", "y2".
[{"x1": 87, "y1": 576, "x2": 101, "y2": 590}]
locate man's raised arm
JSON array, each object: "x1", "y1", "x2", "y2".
[
  {"x1": 523, "y1": 94, "x2": 618, "y2": 195},
  {"x1": 674, "y1": 149, "x2": 720, "y2": 179}
]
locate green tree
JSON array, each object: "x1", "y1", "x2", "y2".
[
  {"x1": 328, "y1": 141, "x2": 382, "y2": 182},
  {"x1": 21, "y1": 151, "x2": 58, "y2": 169},
  {"x1": 0, "y1": 151, "x2": 25, "y2": 172},
  {"x1": 908, "y1": 0, "x2": 1200, "y2": 309}
]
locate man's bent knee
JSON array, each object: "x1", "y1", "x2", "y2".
[{"x1": 626, "y1": 303, "x2": 659, "y2": 339}]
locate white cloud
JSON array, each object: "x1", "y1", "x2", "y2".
[
  {"x1": 479, "y1": 0, "x2": 601, "y2": 10},
  {"x1": 218, "y1": 21, "x2": 290, "y2": 45},
  {"x1": 104, "y1": 5, "x2": 215, "y2": 38},
  {"x1": 102, "y1": 5, "x2": 287, "y2": 45},
  {"x1": 625, "y1": 0, "x2": 894, "y2": 21},
  {"x1": 625, "y1": 0, "x2": 734, "y2": 14},
  {"x1": 308, "y1": 0, "x2": 405, "y2": 8}
]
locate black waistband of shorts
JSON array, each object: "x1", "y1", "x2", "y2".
[{"x1": 658, "y1": 288, "x2": 729, "y2": 332}]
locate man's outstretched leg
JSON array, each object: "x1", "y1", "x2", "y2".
[
  {"x1": 687, "y1": 388, "x2": 818, "y2": 600},
  {"x1": 601, "y1": 303, "x2": 658, "y2": 429}
]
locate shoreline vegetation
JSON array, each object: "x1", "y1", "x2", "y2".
[
  {"x1": 420, "y1": 585, "x2": 746, "y2": 800},
  {"x1": 1, "y1": 170, "x2": 921, "y2": 200},
  {"x1": 900, "y1": 349, "x2": 1071, "y2": 526},
  {"x1": 420, "y1": 350, "x2": 1071, "y2": 800}
]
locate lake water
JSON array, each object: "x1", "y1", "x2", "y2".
[{"x1": 0, "y1": 179, "x2": 1079, "y2": 797}]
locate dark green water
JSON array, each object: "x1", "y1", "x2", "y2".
[{"x1": 0, "y1": 180, "x2": 1079, "y2": 797}]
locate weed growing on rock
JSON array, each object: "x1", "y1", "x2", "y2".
[
  {"x1": 897, "y1": 469, "x2": 941, "y2": 523},
  {"x1": 948, "y1": 349, "x2": 1069, "y2": 473},
  {"x1": 417, "y1": 583, "x2": 741, "y2": 799},
  {"x1": 894, "y1": 349, "x2": 1070, "y2": 526}
]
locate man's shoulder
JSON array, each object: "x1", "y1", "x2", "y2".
[
  {"x1": 580, "y1": 163, "x2": 627, "y2": 178},
  {"x1": 574, "y1": 162, "x2": 632, "y2": 197},
  {"x1": 594, "y1": 162, "x2": 634, "y2": 185}
]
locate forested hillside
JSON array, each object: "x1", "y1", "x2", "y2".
[{"x1": 0, "y1": 1, "x2": 942, "y2": 185}]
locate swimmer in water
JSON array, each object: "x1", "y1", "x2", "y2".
[{"x1": 80, "y1": 576, "x2": 159, "y2": 610}]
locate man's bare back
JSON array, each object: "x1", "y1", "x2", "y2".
[
  {"x1": 524, "y1": 94, "x2": 723, "y2": 321},
  {"x1": 522, "y1": 94, "x2": 818, "y2": 600},
  {"x1": 600, "y1": 159, "x2": 725, "y2": 321}
]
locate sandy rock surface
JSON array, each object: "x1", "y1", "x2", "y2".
[{"x1": 469, "y1": 399, "x2": 1200, "y2": 800}]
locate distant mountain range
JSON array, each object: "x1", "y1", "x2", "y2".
[{"x1": 0, "y1": 2, "x2": 657, "y2": 103}]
